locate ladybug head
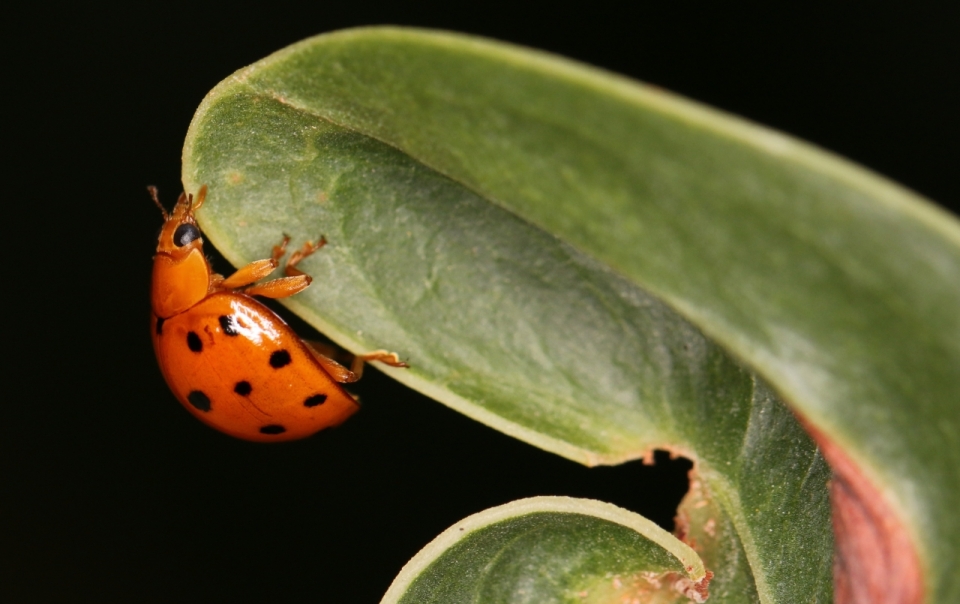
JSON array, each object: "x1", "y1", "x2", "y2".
[
  {"x1": 150, "y1": 185, "x2": 212, "y2": 317},
  {"x1": 149, "y1": 185, "x2": 208, "y2": 255}
]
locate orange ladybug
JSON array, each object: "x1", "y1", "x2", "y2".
[{"x1": 149, "y1": 185, "x2": 405, "y2": 442}]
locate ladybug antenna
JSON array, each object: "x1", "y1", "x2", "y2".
[{"x1": 147, "y1": 186, "x2": 169, "y2": 221}]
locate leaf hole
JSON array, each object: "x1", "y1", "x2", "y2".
[{"x1": 566, "y1": 449, "x2": 694, "y2": 532}]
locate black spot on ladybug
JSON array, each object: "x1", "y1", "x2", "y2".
[
  {"x1": 234, "y1": 381, "x2": 252, "y2": 396},
  {"x1": 187, "y1": 390, "x2": 211, "y2": 412},
  {"x1": 219, "y1": 315, "x2": 239, "y2": 336},
  {"x1": 304, "y1": 394, "x2": 327, "y2": 407},
  {"x1": 270, "y1": 350, "x2": 292, "y2": 368},
  {"x1": 260, "y1": 425, "x2": 286, "y2": 435},
  {"x1": 187, "y1": 331, "x2": 202, "y2": 352},
  {"x1": 155, "y1": 316, "x2": 165, "y2": 335}
]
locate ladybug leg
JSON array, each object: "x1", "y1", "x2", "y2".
[
  {"x1": 306, "y1": 340, "x2": 408, "y2": 380},
  {"x1": 270, "y1": 235, "x2": 292, "y2": 264},
  {"x1": 219, "y1": 235, "x2": 298, "y2": 290},
  {"x1": 350, "y1": 350, "x2": 409, "y2": 379},
  {"x1": 303, "y1": 341, "x2": 359, "y2": 384},
  {"x1": 243, "y1": 274, "x2": 312, "y2": 298},
  {"x1": 284, "y1": 237, "x2": 327, "y2": 277},
  {"x1": 219, "y1": 258, "x2": 280, "y2": 290},
  {"x1": 241, "y1": 235, "x2": 325, "y2": 298}
]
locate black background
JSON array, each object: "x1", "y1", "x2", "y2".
[{"x1": 6, "y1": 3, "x2": 958, "y2": 602}]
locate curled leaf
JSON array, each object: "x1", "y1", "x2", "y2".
[
  {"x1": 381, "y1": 497, "x2": 712, "y2": 604},
  {"x1": 184, "y1": 27, "x2": 960, "y2": 602}
]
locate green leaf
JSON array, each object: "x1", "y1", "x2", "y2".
[
  {"x1": 182, "y1": 72, "x2": 828, "y2": 602},
  {"x1": 380, "y1": 497, "x2": 711, "y2": 604},
  {"x1": 182, "y1": 27, "x2": 960, "y2": 602}
]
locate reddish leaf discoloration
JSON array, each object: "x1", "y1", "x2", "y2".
[
  {"x1": 684, "y1": 570, "x2": 713, "y2": 602},
  {"x1": 803, "y1": 420, "x2": 924, "y2": 604}
]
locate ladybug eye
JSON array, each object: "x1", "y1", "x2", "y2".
[{"x1": 174, "y1": 224, "x2": 201, "y2": 247}]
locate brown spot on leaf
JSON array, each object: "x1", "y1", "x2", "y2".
[{"x1": 675, "y1": 570, "x2": 713, "y2": 603}]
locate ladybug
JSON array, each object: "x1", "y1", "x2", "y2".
[{"x1": 149, "y1": 185, "x2": 405, "y2": 442}]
